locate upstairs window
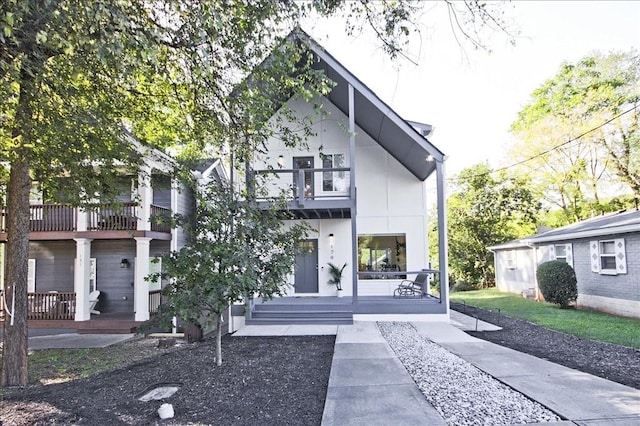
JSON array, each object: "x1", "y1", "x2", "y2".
[{"x1": 321, "y1": 153, "x2": 347, "y2": 192}]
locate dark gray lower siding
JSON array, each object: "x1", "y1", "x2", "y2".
[
  {"x1": 29, "y1": 241, "x2": 75, "y2": 293},
  {"x1": 92, "y1": 240, "x2": 136, "y2": 313},
  {"x1": 26, "y1": 238, "x2": 173, "y2": 315}
]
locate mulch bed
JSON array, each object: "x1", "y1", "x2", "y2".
[
  {"x1": 1, "y1": 335, "x2": 335, "y2": 426},
  {"x1": 3, "y1": 307, "x2": 639, "y2": 425},
  {"x1": 451, "y1": 302, "x2": 640, "y2": 390}
]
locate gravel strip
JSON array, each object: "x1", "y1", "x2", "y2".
[{"x1": 378, "y1": 321, "x2": 561, "y2": 426}]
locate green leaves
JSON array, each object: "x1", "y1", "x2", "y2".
[
  {"x1": 155, "y1": 178, "x2": 310, "y2": 333},
  {"x1": 436, "y1": 163, "x2": 541, "y2": 287},
  {"x1": 510, "y1": 50, "x2": 640, "y2": 224}
]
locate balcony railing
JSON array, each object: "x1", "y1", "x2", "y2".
[
  {"x1": 149, "y1": 289, "x2": 163, "y2": 315},
  {"x1": 88, "y1": 202, "x2": 138, "y2": 231},
  {"x1": 150, "y1": 205, "x2": 172, "y2": 233},
  {"x1": 252, "y1": 167, "x2": 352, "y2": 206},
  {"x1": 28, "y1": 292, "x2": 76, "y2": 320},
  {"x1": 0, "y1": 203, "x2": 172, "y2": 234}
]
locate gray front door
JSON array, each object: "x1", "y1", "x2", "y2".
[{"x1": 295, "y1": 240, "x2": 318, "y2": 293}]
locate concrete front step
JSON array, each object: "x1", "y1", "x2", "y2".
[
  {"x1": 253, "y1": 303, "x2": 353, "y2": 312},
  {"x1": 246, "y1": 317, "x2": 353, "y2": 325},
  {"x1": 249, "y1": 299, "x2": 354, "y2": 325},
  {"x1": 252, "y1": 310, "x2": 353, "y2": 319}
]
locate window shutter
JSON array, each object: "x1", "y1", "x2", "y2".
[
  {"x1": 590, "y1": 241, "x2": 600, "y2": 272},
  {"x1": 548, "y1": 245, "x2": 556, "y2": 260},
  {"x1": 28, "y1": 259, "x2": 36, "y2": 292},
  {"x1": 149, "y1": 257, "x2": 162, "y2": 291},
  {"x1": 614, "y1": 238, "x2": 627, "y2": 274},
  {"x1": 89, "y1": 258, "x2": 97, "y2": 292},
  {"x1": 565, "y1": 243, "x2": 573, "y2": 268}
]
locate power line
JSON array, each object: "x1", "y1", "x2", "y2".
[{"x1": 468, "y1": 104, "x2": 639, "y2": 179}]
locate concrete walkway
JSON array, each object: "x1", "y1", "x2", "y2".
[
  {"x1": 26, "y1": 333, "x2": 135, "y2": 350},
  {"x1": 321, "y1": 321, "x2": 446, "y2": 425},
  {"x1": 413, "y1": 321, "x2": 640, "y2": 425}
]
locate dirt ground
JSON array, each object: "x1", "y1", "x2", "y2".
[{"x1": 1, "y1": 335, "x2": 335, "y2": 426}]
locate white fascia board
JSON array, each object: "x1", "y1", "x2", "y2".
[
  {"x1": 487, "y1": 240, "x2": 530, "y2": 251},
  {"x1": 527, "y1": 224, "x2": 640, "y2": 244},
  {"x1": 307, "y1": 43, "x2": 445, "y2": 163}
]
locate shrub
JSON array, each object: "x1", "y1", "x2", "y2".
[
  {"x1": 451, "y1": 279, "x2": 482, "y2": 292},
  {"x1": 536, "y1": 261, "x2": 578, "y2": 308}
]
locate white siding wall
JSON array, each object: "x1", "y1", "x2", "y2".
[{"x1": 258, "y1": 95, "x2": 429, "y2": 296}]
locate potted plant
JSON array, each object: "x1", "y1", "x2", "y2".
[{"x1": 327, "y1": 262, "x2": 347, "y2": 297}]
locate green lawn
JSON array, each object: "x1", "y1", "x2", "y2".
[{"x1": 450, "y1": 288, "x2": 640, "y2": 349}]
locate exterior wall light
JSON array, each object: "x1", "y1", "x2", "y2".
[
  {"x1": 277, "y1": 155, "x2": 285, "y2": 168},
  {"x1": 329, "y1": 233, "x2": 335, "y2": 260},
  {"x1": 120, "y1": 258, "x2": 130, "y2": 268}
]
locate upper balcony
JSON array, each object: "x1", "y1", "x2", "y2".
[
  {"x1": 0, "y1": 202, "x2": 172, "y2": 241},
  {"x1": 251, "y1": 167, "x2": 355, "y2": 219}
]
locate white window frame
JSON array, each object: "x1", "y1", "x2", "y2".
[
  {"x1": 548, "y1": 243, "x2": 573, "y2": 268},
  {"x1": 505, "y1": 250, "x2": 517, "y2": 269},
  {"x1": 321, "y1": 153, "x2": 347, "y2": 192},
  {"x1": 590, "y1": 238, "x2": 627, "y2": 275},
  {"x1": 149, "y1": 257, "x2": 162, "y2": 291},
  {"x1": 89, "y1": 258, "x2": 97, "y2": 292},
  {"x1": 28, "y1": 259, "x2": 36, "y2": 292}
]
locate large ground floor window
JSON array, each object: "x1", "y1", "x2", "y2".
[{"x1": 358, "y1": 234, "x2": 406, "y2": 279}]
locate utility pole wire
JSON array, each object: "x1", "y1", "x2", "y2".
[{"x1": 465, "y1": 104, "x2": 639, "y2": 179}]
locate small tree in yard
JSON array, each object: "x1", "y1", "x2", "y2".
[
  {"x1": 151, "y1": 177, "x2": 309, "y2": 366},
  {"x1": 536, "y1": 261, "x2": 578, "y2": 309}
]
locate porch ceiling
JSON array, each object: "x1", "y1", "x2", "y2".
[{"x1": 304, "y1": 34, "x2": 445, "y2": 181}]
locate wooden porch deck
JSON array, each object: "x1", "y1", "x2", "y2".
[{"x1": 4, "y1": 313, "x2": 143, "y2": 335}]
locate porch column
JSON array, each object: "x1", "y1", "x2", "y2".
[
  {"x1": 134, "y1": 237, "x2": 151, "y2": 321},
  {"x1": 137, "y1": 166, "x2": 152, "y2": 231},
  {"x1": 348, "y1": 83, "x2": 358, "y2": 303},
  {"x1": 74, "y1": 238, "x2": 93, "y2": 321},
  {"x1": 170, "y1": 178, "x2": 179, "y2": 252},
  {"x1": 435, "y1": 159, "x2": 449, "y2": 313}
]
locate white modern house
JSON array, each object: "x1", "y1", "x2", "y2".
[{"x1": 232, "y1": 30, "x2": 449, "y2": 327}]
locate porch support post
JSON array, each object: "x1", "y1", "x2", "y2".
[
  {"x1": 137, "y1": 166, "x2": 152, "y2": 231},
  {"x1": 134, "y1": 237, "x2": 152, "y2": 321},
  {"x1": 348, "y1": 83, "x2": 358, "y2": 303},
  {"x1": 170, "y1": 178, "x2": 179, "y2": 252},
  {"x1": 435, "y1": 159, "x2": 449, "y2": 313},
  {"x1": 73, "y1": 238, "x2": 93, "y2": 321}
]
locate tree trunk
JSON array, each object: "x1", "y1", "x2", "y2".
[
  {"x1": 1, "y1": 62, "x2": 36, "y2": 387},
  {"x1": 1, "y1": 159, "x2": 31, "y2": 387},
  {"x1": 216, "y1": 316, "x2": 222, "y2": 367}
]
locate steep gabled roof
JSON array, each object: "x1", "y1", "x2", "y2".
[{"x1": 293, "y1": 30, "x2": 445, "y2": 181}]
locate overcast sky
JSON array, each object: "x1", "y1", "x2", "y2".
[{"x1": 303, "y1": 1, "x2": 640, "y2": 178}]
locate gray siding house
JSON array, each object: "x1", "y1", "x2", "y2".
[
  {"x1": 0, "y1": 139, "x2": 225, "y2": 331},
  {"x1": 490, "y1": 209, "x2": 640, "y2": 318}
]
